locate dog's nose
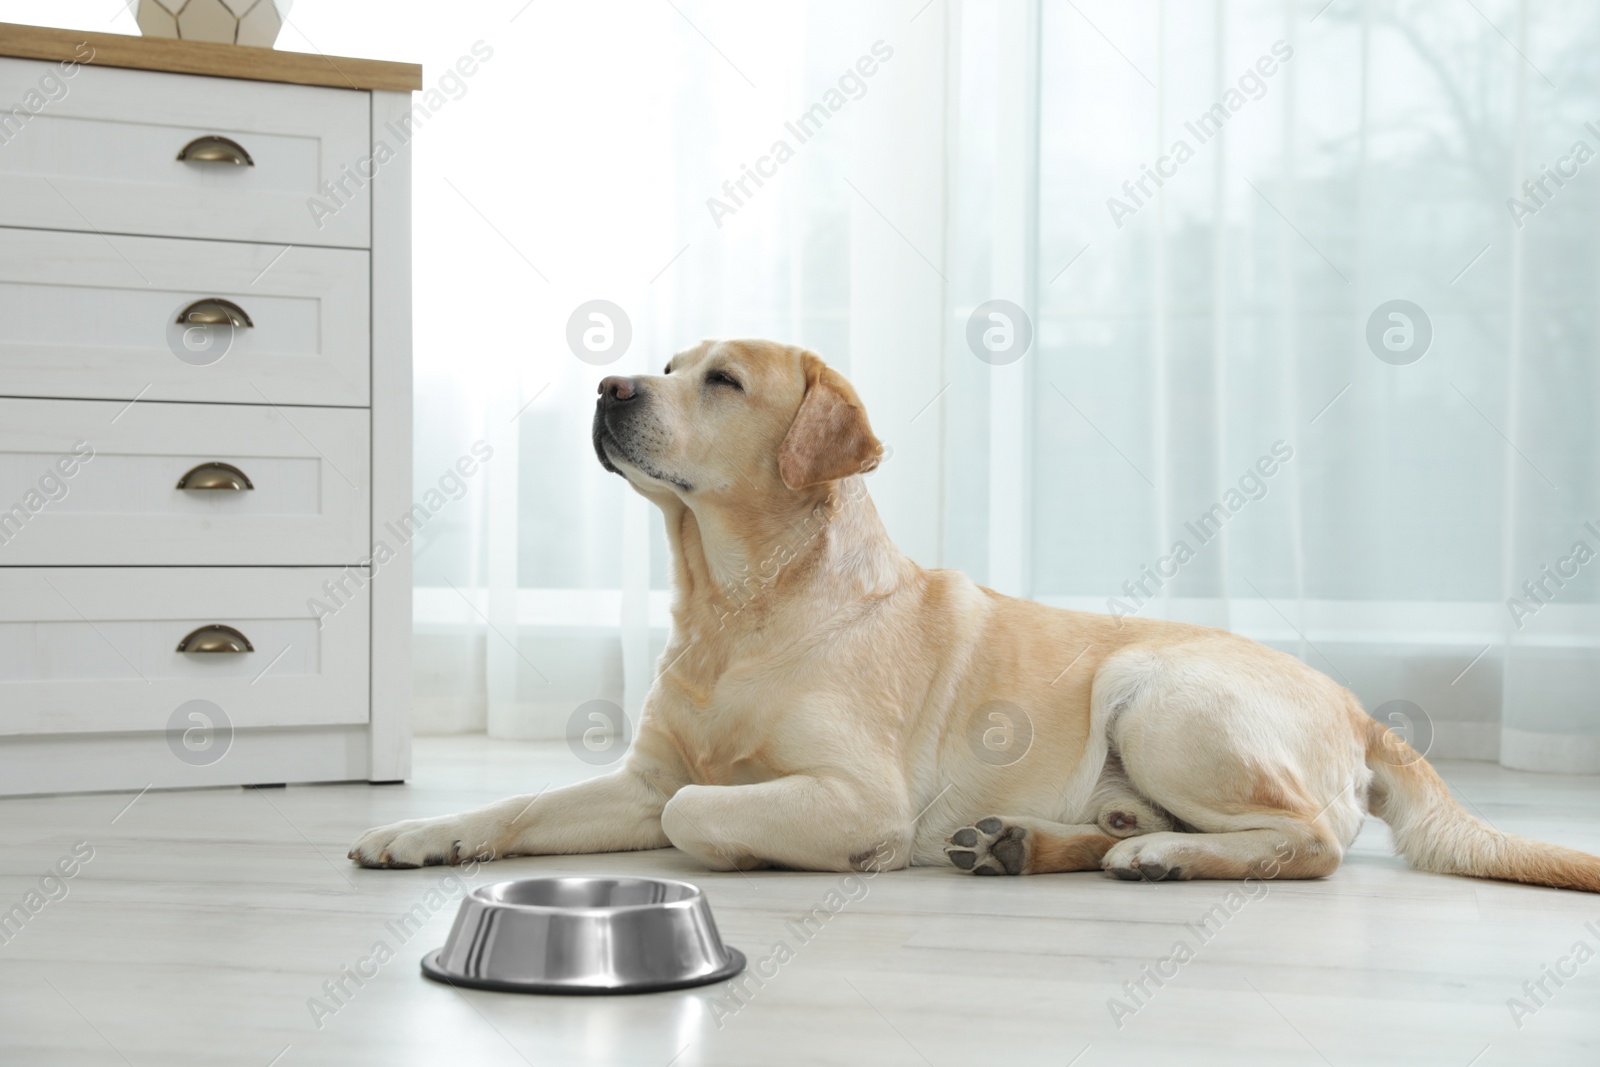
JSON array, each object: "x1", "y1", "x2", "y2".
[{"x1": 599, "y1": 375, "x2": 636, "y2": 402}]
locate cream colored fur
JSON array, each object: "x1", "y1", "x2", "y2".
[{"x1": 351, "y1": 341, "x2": 1600, "y2": 892}]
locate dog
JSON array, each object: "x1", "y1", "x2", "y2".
[{"x1": 351, "y1": 339, "x2": 1600, "y2": 892}]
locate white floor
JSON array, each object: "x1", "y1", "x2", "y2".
[{"x1": 2, "y1": 737, "x2": 1599, "y2": 1066}]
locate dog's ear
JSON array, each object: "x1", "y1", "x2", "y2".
[{"x1": 777, "y1": 353, "x2": 883, "y2": 490}]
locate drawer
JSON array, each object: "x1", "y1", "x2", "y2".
[
  {"x1": 0, "y1": 228, "x2": 369, "y2": 407},
  {"x1": 0, "y1": 567, "x2": 370, "y2": 736},
  {"x1": 0, "y1": 58, "x2": 370, "y2": 248},
  {"x1": 0, "y1": 398, "x2": 369, "y2": 566}
]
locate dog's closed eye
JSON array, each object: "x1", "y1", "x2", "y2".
[{"x1": 705, "y1": 369, "x2": 743, "y2": 391}]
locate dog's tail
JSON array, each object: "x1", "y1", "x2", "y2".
[{"x1": 1361, "y1": 713, "x2": 1600, "y2": 893}]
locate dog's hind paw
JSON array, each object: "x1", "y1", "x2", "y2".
[
  {"x1": 944, "y1": 816, "x2": 1029, "y2": 876},
  {"x1": 1102, "y1": 836, "x2": 1188, "y2": 882}
]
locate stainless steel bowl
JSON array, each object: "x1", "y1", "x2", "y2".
[{"x1": 421, "y1": 876, "x2": 745, "y2": 994}]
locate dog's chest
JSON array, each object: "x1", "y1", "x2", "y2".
[{"x1": 659, "y1": 685, "x2": 792, "y2": 788}]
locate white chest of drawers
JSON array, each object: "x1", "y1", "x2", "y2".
[{"x1": 0, "y1": 25, "x2": 419, "y2": 795}]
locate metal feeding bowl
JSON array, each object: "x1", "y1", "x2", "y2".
[{"x1": 421, "y1": 877, "x2": 745, "y2": 995}]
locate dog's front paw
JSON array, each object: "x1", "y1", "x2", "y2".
[
  {"x1": 944, "y1": 816, "x2": 1029, "y2": 875},
  {"x1": 348, "y1": 817, "x2": 494, "y2": 869}
]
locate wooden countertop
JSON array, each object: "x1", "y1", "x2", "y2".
[{"x1": 0, "y1": 21, "x2": 421, "y2": 92}]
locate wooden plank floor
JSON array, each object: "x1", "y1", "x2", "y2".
[{"x1": 2, "y1": 736, "x2": 1598, "y2": 1065}]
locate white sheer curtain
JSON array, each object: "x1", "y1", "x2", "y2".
[
  {"x1": 33, "y1": 0, "x2": 1590, "y2": 770},
  {"x1": 1026, "y1": 0, "x2": 1600, "y2": 772},
  {"x1": 403, "y1": 0, "x2": 1596, "y2": 773}
]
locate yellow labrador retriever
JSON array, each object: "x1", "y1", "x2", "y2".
[{"x1": 351, "y1": 340, "x2": 1600, "y2": 892}]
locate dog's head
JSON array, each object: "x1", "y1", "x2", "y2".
[{"x1": 592, "y1": 340, "x2": 882, "y2": 502}]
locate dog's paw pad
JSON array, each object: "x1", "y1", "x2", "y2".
[
  {"x1": 944, "y1": 819, "x2": 1029, "y2": 875},
  {"x1": 1107, "y1": 861, "x2": 1181, "y2": 882},
  {"x1": 991, "y1": 831, "x2": 1027, "y2": 872}
]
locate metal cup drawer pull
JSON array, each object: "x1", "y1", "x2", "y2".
[
  {"x1": 177, "y1": 134, "x2": 255, "y2": 166},
  {"x1": 176, "y1": 624, "x2": 255, "y2": 654},
  {"x1": 176, "y1": 298, "x2": 253, "y2": 328},
  {"x1": 176, "y1": 461, "x2": 254, "y2": 491}
]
